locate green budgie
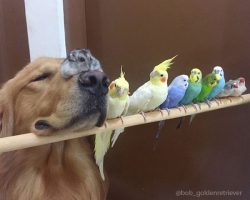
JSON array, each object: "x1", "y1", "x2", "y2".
[
  {"x1": 190, "y1": 72, "x2": 221, "y2": 124},
  {"x1": 193, "y1": 72, "x2": 221, "y2": 103}
]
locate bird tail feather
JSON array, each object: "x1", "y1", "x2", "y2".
[
  {"x1": 94, "y1": 130, "x2": 112, "y2": 180},
  {"x1": 155, "y1": 120, "x2": 166, "y2": 140},
  {"x1": 111, "y1": 128, "x2": 125, "y2": 147},
  {"x1": 189, "y1": 114, "x2": 196, "y2": 125},
  {"x1": 176, "y1": 117, "x2": 185, "y2": 129}
]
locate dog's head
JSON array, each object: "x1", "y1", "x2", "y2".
[{"x1": 0, "y1": 51, "x2": 109, "y2": 136}]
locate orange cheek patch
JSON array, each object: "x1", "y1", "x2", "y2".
[
  {"x1": 161, "y1": 77, "x2": 166, "y2": 83},
  {"x1": 109, "y1": 82, "x2": 115, "y2": 90}
]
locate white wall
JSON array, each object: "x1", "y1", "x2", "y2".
[{"x1": 24, "y1": 0, "x2": 66, "y2": 60}]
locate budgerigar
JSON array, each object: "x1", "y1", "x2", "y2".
[
  {"x1": 127, "y1": 56, "x2": 177, "y2": 116},
  {"x1": 180, "y1": 68, "x2": 202, "y2": 105},
  {"x1": 191, "y1": 72, "x2": 221, "y2": 124},
  {"x1": 193, "y1": 72, "x2": 221, "y2": 103},
  {"x1": 95, "y1": 68, "x2": 129, "y2": 180},
  {"x1": 155, "y1": 75, "x2": 189, "y2": 140},
  {"x1": 177, "y1": 68, "x2": 202, "y2": 128},
  {"x1": 206, "y1": 66, "x2": 225, "y2": 100},
  {"x1": 160, "y1": 75, "x2": 189, "y2": 109}
]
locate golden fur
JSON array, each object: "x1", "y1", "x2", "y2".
[{"x1": 0, "y1": 58, "x2": 107, "y2": 200}]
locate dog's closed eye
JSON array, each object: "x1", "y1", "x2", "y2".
[{"x1": 31, "y1": 73, "x2": 51, "y2": 82}]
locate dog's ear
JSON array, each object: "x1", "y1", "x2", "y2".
[{"x1": 0, "y1": 102, "x2": 14, "y2": 137}]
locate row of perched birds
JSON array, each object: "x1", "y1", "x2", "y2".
[{"x1": 95, "y1": 56, "x2": 247, "y2": 180}]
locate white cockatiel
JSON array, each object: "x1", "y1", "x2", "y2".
[
  {"x1": 127, "y1": 56, "x2": 176, "y2": 116},
  {"x1": 95, "y1": 68, "x2": 129, "y2": 180}
]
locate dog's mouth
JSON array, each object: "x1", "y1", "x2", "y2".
[
  {"x1": 32, "y1": 83, "x2": 109, "y2": 136},
  {"x1": 33, "y1": 107, "x2": 107, "y2": 135}
]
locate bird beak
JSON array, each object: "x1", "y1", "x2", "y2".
[
  {"x1": 215, "y1": 74, "x2": 221, "y2": 81},
  {"x1": 117, "y1": 87, "x2": 124, "y2": 97},
  {"x1": 233, "y1": 83, "x2": 239, "y2": 88},
  {"x1": 190, "y1": 74, "x2": 198, "y2": 83}
]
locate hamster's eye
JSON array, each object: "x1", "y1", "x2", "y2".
[{"x1": 78, "y1": 56, "x2": 86, "y2": 62}]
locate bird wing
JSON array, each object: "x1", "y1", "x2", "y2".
[
  {"x1": 122, "y1": 97, "x2": 130, "y2": 116},
  {"x1": 128, "y1": 82, "x2": 153, "y2": 115},
  {"x1": 167, "y1": 87, "x2": 185, "y2": 108},
  {"x1": 110, "y1": 97, "x2": 129, "y2": 147}
]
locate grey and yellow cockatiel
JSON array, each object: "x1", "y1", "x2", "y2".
[{"x1": 95, "y1": 68, "x2": 129, "y2": 180}]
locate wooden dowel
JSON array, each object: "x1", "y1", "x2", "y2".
[{"x1": 0, "y1": 94, "x2": 249, "y2": 153}]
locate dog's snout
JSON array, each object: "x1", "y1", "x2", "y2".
[{"x1": 79, "y1": 70, "x2": 109, "y2": 94}]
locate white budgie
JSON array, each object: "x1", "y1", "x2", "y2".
[{"x1": 95, "y1": 67, "x2": 129, "y2": 180}]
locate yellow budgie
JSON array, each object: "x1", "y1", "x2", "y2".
[
  {"x1": 95, "y1": 67, "x2": 129, "y2": 180},
  {"x1": 127, "y1": 56, "x2": 176, "y2": 116}
]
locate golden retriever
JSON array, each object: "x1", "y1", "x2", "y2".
[{"x1": 0, "y1": 50, "x2": 109, "y2": 200}]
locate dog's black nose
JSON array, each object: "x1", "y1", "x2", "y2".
[{"x1": 79, "y1": 70, "x2": 109, "y2": 94}]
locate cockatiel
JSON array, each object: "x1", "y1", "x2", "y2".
[
  {"x1": 206, "y1": 66, "x2": 225, "y2": 100},
  {"x1": 177, "y1": 68, "x2": 202, "y2": 128},
  {"x1": 155, "y1": 75, "x2": 189, "y2": 140},
  {"x1": 127, "y1": 56, "x2": 176, "y2": 116},
  {"x1": 217, "y1": 79, "x2": 239, "y2": 97},
  {"x1": 193, "y1": 72, "x2": 221, "y2": 103},
  {"x1": 95, "y1": 68, "x2": 129, "y2": 180}
]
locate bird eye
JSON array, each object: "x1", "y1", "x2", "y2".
[
  {"x1": 78, "y1": 56, "x2": 86, "y2": 62},
  {"x1": 115, "y1": 84, "x2": 117, "y2": 87},
  {"x1": 31, "y1": 73, "x2": 50, "y2": 82},
  {"x1": 160, "y1": 74, "x2": 164, "y2": 77}
]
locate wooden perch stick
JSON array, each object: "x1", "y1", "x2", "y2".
[{"x1": 0, "y1": 94, "x2": 250, "y2": 153}]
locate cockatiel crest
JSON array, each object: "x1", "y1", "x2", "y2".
[
  {"x1": 153, "y1": 55, "x2": 177, "y2": 72},
  {"x1": 150, "y1": 55, "x2": 177, "y2": 85},
  {"x1": 109, "y1": 66, "x2": 129, "y2": 99}
]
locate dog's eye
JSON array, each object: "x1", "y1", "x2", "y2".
[{"x1": 32, "y1": 73, "x2": 50, "y2": 82}]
